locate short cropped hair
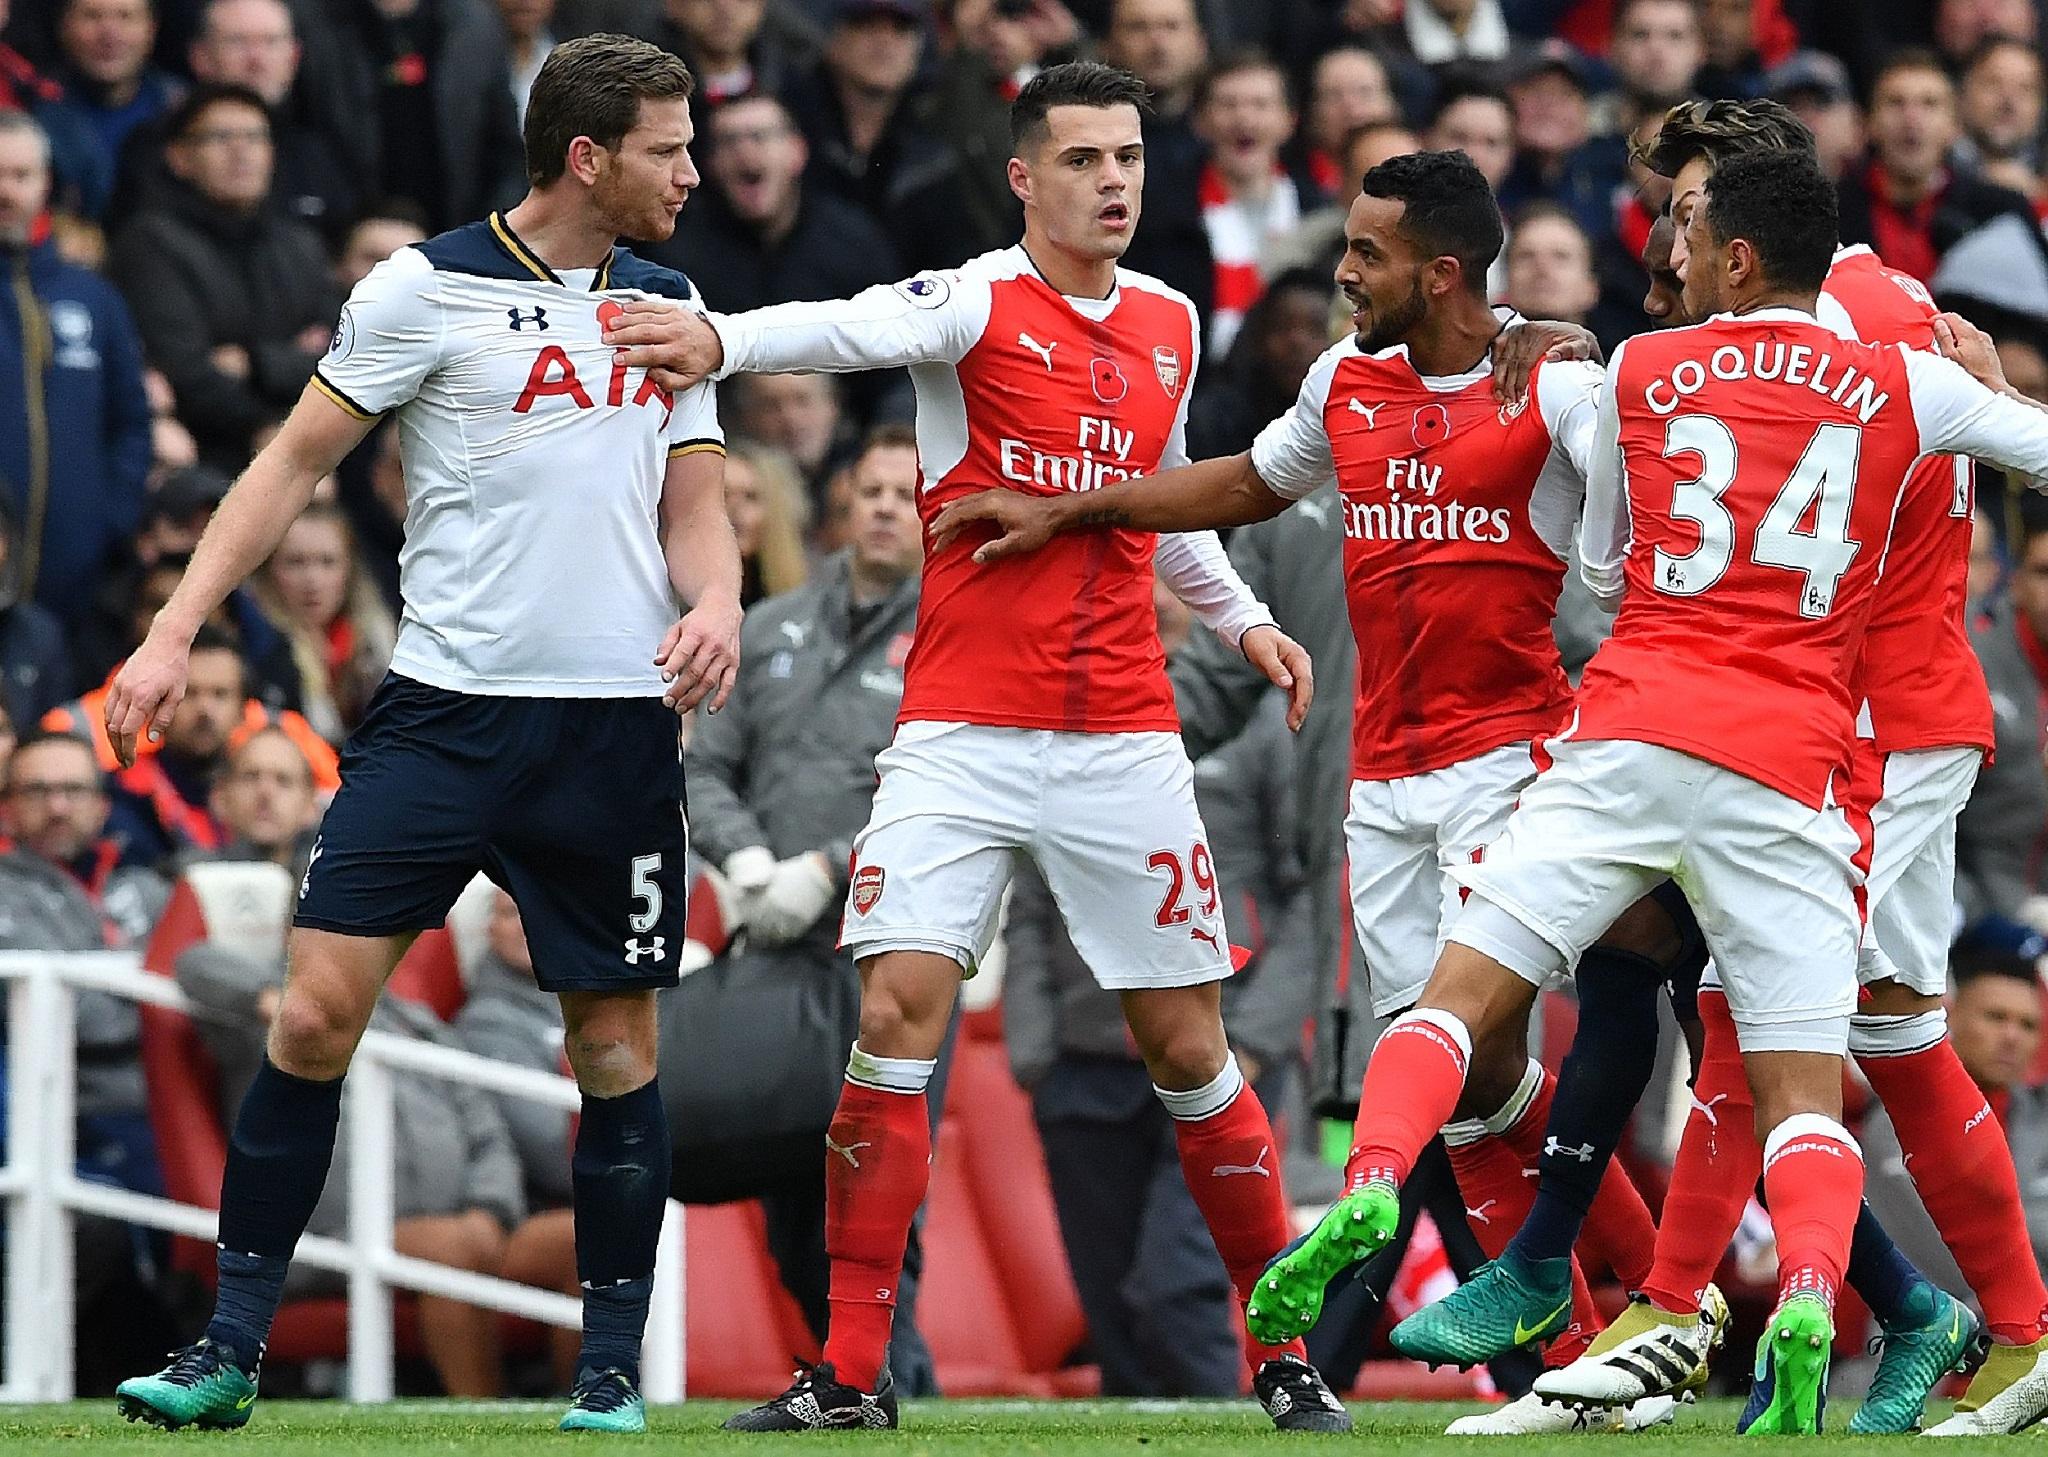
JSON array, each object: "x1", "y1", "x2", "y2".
[
  {"x1": 1359, "y1": 149, "x2": 1504, "y2": 296},
  {"x1": 1701, "y1": 150, "x2": 1838, "y2": 296},
  {"x1": 1011, "y1": 60, "x2": 1151, "y2": 155}
]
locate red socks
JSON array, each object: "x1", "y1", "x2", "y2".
[
  {"x1": 1345, "y1": 1010, "x2": 1473, "y2": 1191},
  {"x1": 1640, "y1": 989, "x2": 1757, "y2": 1315},
  {"x1": 1760, "y1": 1114, "x2": 1863, "y2": 1310},
  {"x1": 822, "y1": 1052, "x2": 936, "y2": 1391},
  {"x1": 1858, "y1": 1021, "x2": 2048, "y2": 1344},
  {"x1": 1163, "y1": 1058, "x2": 1309, "y2": 1367}
]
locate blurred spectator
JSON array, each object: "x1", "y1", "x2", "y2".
[
  {"x1": 1294, "y1": 44, "x2": 1396, "y2": 195},
  {"x1": 1838, "y1": 50, "x2": 2038, "y2": 285},
  {"x1": 644, "y1": 0, "x2": 815, "y2": 106},
  {"x1": 724, "y1": 439, "x2": 811, "y2": 606},
  {"x1": 495, "y1": 0, "x2": 557, "y2": 126},
  {"x1": 1186, "y1": 268, "x2": 1331, "y2": 461},
  {"x1": 112, "y1": 0, "x2": 355, "y2": 233},
  {"x1": 676, "y1": 426, "x2": 934, "y2": 1381},
  {"x1": 1933, "y1": 0, "x2": 2039, "y2": 70},
  {"x1": 1956, "y1": 37, "x2": 2043, "y2": 201},
  {"x1": 1504, "y1": 201, "x2": 1599, "y2": 326},
  {"x1": 1101, "y1": 0, "x2": 1204, "y2": 121},
  {"x1": 1266, "y1": 117, "x2": 1417, "y2": 279},
  {"x1": 786, "y1": 0, "x2": 978, "y2": 273},
  {"x1": 333, "y1": 199, "x2": 428, "y2": 292},
  {"x1": 251, "y1": 500, "x2": 397, "y2": 743},
  {"x1": 106, "y1": 83, "x2": 338, "y2": 466},
  {"x1": 1959, "y1": 498, "x2": 2048, "y2": 923},
  {"x1": 1694, "y1": 0, "x2": 1765, "y2": 100},
  {"x1": 71, "y1": 464, "x2": 224, "y2": 682},
  {"x1": 1192, "y1": 50, "x2": 1313, "y2": 356},
  {"x1": 1425, "y1": 80, "x2": 1513, "y2": 296},
  {"x1": 1397, "y1": 0, "x2": 1510, "y2": 68},
  {"x1": 1104, "y1": 0, "x2": 1212, "y2": 314},
  {"x1": 1969, "y1": 503, "x2": 2003, "y2": 614},
  {"x1": 1861, "y1": 938, "x2": 2048, "y2": 1302},
  {"x1": 728, "y1": 371, "x2": 856, "y2": 505},
  {"x1": 1765, "y1": 49, "x2": 1863, "y2": 178},
  {"x1": 1499, "y1": 42, "x2": 1624, "y2": 242},
  {"x1": 0, "y1": 503, "x2": 74, "y2": 731},
  {"x1": 197, "y1": 721, "x2": 318, "y2": 870},
  {"x1": 0, "y1": 110, "x2": 152, "y2": 624},
  {"x1": 455, "y1": 891, "x2": 572, "y2": 1215},
  {"x1": 143, "y1": 364, "x2": 199, "y2": 478},
  {"x1": 1602, "y1": 0, "x2": 1702, "y2": 133},
  {"x1": 42, "y1": 0, "x2": 182, "y2": 210},
  {"x1": 312, "y1": 0, "x2": 526, "y2": 232},
  {"x1": 645, "y1": 91, "x2": 904, "y2": 311},
  {"x1": 174, "y1": 897, "x2": 526, "y2": 1394},
  {"x1": 1005, "y1": 580, "x2": 1314, "y2": 1398},
  {"x1": 0, "y1": 0, "x2": 117, "y2": 217},
  {"x1": 97, "y1": 624, "x2": 245, "y2": 863}
]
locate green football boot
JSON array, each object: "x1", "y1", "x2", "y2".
[
  {"x1": 1850, "y1": 1284, "x2": 1984, "y2": 1434},
  {"x1": 1743, "y1": 1293, "x2": 1834, "y2": 1436},
  {"x1": 1245, "y1": 1180, "x2": 1399, "y2": 1347},
  {"x1": 116, "y1": 1340, "x2": 260, "y2": 1430},
  {"x1": 560, "y1": 1368, "x2": 647, "y2": 1433},
  {"x1": 1390, "y1": 1248, "x2": 1575, "y2": 1368}
]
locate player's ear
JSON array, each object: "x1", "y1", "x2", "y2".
[
  {"x1": 565, "y1": 134, "x2": 604, "y2": 187},
  {"x1": 1007, "y1": 154, "x2": 1032, "y2": 208}
]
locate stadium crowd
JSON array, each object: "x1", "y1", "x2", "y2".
[{"x1": 5, "y1": 0, "x2": 2048, "y2": 1405}]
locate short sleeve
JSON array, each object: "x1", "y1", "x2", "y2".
[
  {"x1": 312, "y1": 249, "x2": 440, "y2": 420},
  {"x1": 1249, "y1": 343, "x2": 1345, "y2": 500},
  {"x1": 666, "y1": 378, "x2": 723, "y2": 457}
]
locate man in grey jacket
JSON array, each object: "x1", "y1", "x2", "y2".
[
  {"x1": 1960, "y1": 503, "x2": 2048, "y2": 924},
  {"x1": 674, "y1": 426, "x2": 944, "y2": 1388}
]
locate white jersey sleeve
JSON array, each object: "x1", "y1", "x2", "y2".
[
  {"x1": 1903, "y1": 347, "x2": 2048, "y2": 477},
  {"x1": 712, "y1": 270, "x2": 994, "y2": 379},
  {"x1": 1155, "y1": 532, "x2": 1275, "y2": 650},
  {"x1": 1528, "y1": 357, "x2": 1602, "y2": 560},
  {"x1": 1249, "y1": 343, "x2": 1344, "y2": 500},
  {"x1": 315, "y1": 248, "x2": 441, "y2": 418},
  {"x1": 1578, "y1": 343, "x2": 1633, "y2": 609}
]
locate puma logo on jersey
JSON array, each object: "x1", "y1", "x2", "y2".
[
  {"x1": 1347, "y1": 398, "x2": 1384, "y2": 426},
  {"x1": 1212, "y1": 1146, "x2": 1271, "y2": 1179},
  {"x1": 825, "y1": 1136, "x2": 872, "y2": 1169},
  {"x1": 1190, "y1": 925, "x2": 1221, "y2": 951},
  {"x1": 1465, "y1": 1199, "x2": 1497, "y2": 1225},
  {"x1": 1018, "y1": 332, "x2": 1058, "y2": 372},
  {"x1": 507, "y1": 306, "x2": 549, "y2": 331},
  {"x1": 1690, "y1": 1091, "x2": 1728, "y2": 1128}
]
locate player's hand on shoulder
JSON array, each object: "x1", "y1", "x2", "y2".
[
  {"x1": 605, "y1": 300, "x2": 722, "y2": 393},
  {"x1": 1492, "y1": 320, "x2": 1602, "y2": 404},
  {"x1": 657, "y1": 590, "x2": 742, "y2": 716},
  {"x1": 103, "y1": 629, "x2": 192, "y2": 768},
  {"x1": 1241, "y1": 624, "x2": 1315, "y2": 732},
  {"x1": 1934, "y1": 312, "x2": 2008, "y2": 392},
  {"x1": 930, "y1": 490, "x2": 1058, "y2": 563}
]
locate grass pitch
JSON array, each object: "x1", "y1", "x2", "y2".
[{"x1": 0, "y1": 1397, "x2": 2033, "y2": 1455}]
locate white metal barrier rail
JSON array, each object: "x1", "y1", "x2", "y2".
[{"x1": 0, "y1": 950, "x2": 684, "y2": 1404}]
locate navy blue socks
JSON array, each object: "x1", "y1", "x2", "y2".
[{"x1": 572, "y1": 1079, "x2": 671, "y2": 1384}]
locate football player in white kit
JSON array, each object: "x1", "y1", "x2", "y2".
[{"x1": 109, "y1": 36, "x2": 731, "y2": 1436}]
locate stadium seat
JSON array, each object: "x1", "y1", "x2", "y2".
[
  {"x1": 916, "y1": 1116, "x2": 1048, "y2": 1395},
  {"x1": 680, "y1": 1200, "x2": 816, "y2": 1396},
  {"x1": 387, "y1": 928, "x2": 465, "y2": 1020}
]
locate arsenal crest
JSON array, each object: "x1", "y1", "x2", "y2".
[
  {"x1": 1091, "y1": 356, "x2": 1128, "y2": 404},
  {"x1": 1153, "y1": 346, "x2": 1183, "y2": 398},
  {"x1": 852, "y1": 865, "x2": 886, "y2": 915},
  {"x1": 1412, "y1": 402, "x2": 1452, "y2": 449}
]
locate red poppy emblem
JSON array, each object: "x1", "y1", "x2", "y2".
[
  {"x1": 1091, "y1": 357, "x2": 1128, "y2": 404},
  {"x1": 1412, "y1": 402, "x2": 1452, "y2": 449},
  {"x1": 597, "y1": 300, "x2": 625, "y2": 334},
  {"x1": 852, "y1": 865, "x2": 886, "y2": 914}
]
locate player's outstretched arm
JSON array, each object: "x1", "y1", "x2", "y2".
[
  {"x1": 1935, "y1": 312, "x2": 2048, "y2": 414},
  {"x1": 655, "y1": 448, "x2": 743, "y2": 715},
  {"x1": 102, "y1": 386, "x2": 377, "y2": 767},
  {"x1": 929, "y1": 453, "x2": 1290, "y2": 563}
]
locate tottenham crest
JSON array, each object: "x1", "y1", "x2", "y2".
[{"x1": 1153, "y1": 346, "x2": 1183, "y2": 398}]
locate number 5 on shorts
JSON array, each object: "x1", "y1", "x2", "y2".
[{"x1": 629, "y1": 853, "x2": 663, "y2": 934}]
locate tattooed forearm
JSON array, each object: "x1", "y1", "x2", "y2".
[{"x1": 1072, "y1": 504, "x2": 1135, "y2": 528}]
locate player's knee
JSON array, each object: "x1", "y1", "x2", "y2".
[
  {"x1": 268, "y1": 984, "x2": 364, "y2": 1077},
  {"x1": 564, "y1": 1030, "x2": 654, "y2": 1098},
  {"x1": 1135, "y1": 1019, "x2": 1229, "y2": 1091},
  {"x1": 854, "y1": 965, "x2": 954, "y2": 1057}
]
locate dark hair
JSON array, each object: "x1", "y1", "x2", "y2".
[
  {"x1": 1512, "y1": 199, "x2": 1590, "y2": 238},
  {"x1": 855, "y1": 422, "x2": 919, "y2": 466},
  {"x1": 190, "y1": 622, "x2": 247, "y2": 663},
  {"x1": 1868, "y1": 47, "x2": 1952, "y2": 107},
  {"x1": 1641, "y1": 98, "x2": 1815, "y2": 178},
  {"x1": 1011, "y1": 60, "x2": 1151, "y2": 154},
  {"x1": 1359, "y1": 149, "x2": 1504, "y2": 296},
  {"x1": 524, "y1": 34, "x2": 696, "y2": 187},
  {"x1": 1341, "y1": 118, "x2": 1419, "y2": 167},
  {"x1": 1952, "y1": 934, "x2": 2041, "y2": 990},
  {"x1": 1192, "y1": 47, "x2": 1290, "y2": 115},
  {"x1": 1963, "y1": 34, "x2": 2042, "y2": 78},
  {"x1": 350, "y1": 196, "x2": 430, "y2": 233},
  {"x1": 1701, "y1": 150, "x2": 1838, "y2": 295},
  {"x1": 1428, "y1": 78, "x2": 1512, "y2": 131},
  {"x1": 10, "y1": 727, "x2": 102, "y2": 783},
  {"x1": 165, "y1": 82, "x2": 270, "y2": 144}
]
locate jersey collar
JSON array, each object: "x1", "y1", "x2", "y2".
[
  {"x1": 1707, "y1": 305, "x2": 1821, "y2": 326},
  {"x1": 487, "y1": 211, "x2": 616, "y2": 291}
]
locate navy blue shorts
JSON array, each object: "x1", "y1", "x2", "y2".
[{"x1": 296, "y1": 674, "x2": 690, "y2": 992}]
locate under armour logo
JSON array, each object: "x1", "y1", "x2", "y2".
[
  {"x1": 1543, "y1": 1137, "x2": 1595, "y2": 1163},
  {"x1": 1211, "y1": 1145, "x2": 1271, "y2": 1179},
  {"x1": 825, "y1": 1136, "x2": 872, "y2": 1169},
  {"x1": 623, "y1": 936, "x2": 666, "y2": 964},
  {"x1": 1465, "y1": 1198, "x2": 1497, "y2": 1225},
  {"x1": 1347, "y1": 399, "x2": 1384, "y2": 426},
  {"x1": 1018, "y1": 331, "x2": 1057, "y2": 372},
  {"x1": 508, "y1": 306, "x2": 549, "y2": 331}
]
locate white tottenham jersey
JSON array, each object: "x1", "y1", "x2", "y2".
[{"x1": 314, "y1": 212, "x2": 723, "y2": 698}]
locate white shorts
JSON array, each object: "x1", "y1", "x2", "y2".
[
  {"x1": 1856, "y1": 746, "x2": 1983, "y2": 995},
  {"x1": 1344, "y1": 742, "x2": 1541, "y2": 1018},
  {"x1": 841, "y1": 721, "x2": 1233, "y2": 990},
  {"x1": 1445, "y1": 737, "x2": 1863, "y2": 1056}
]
